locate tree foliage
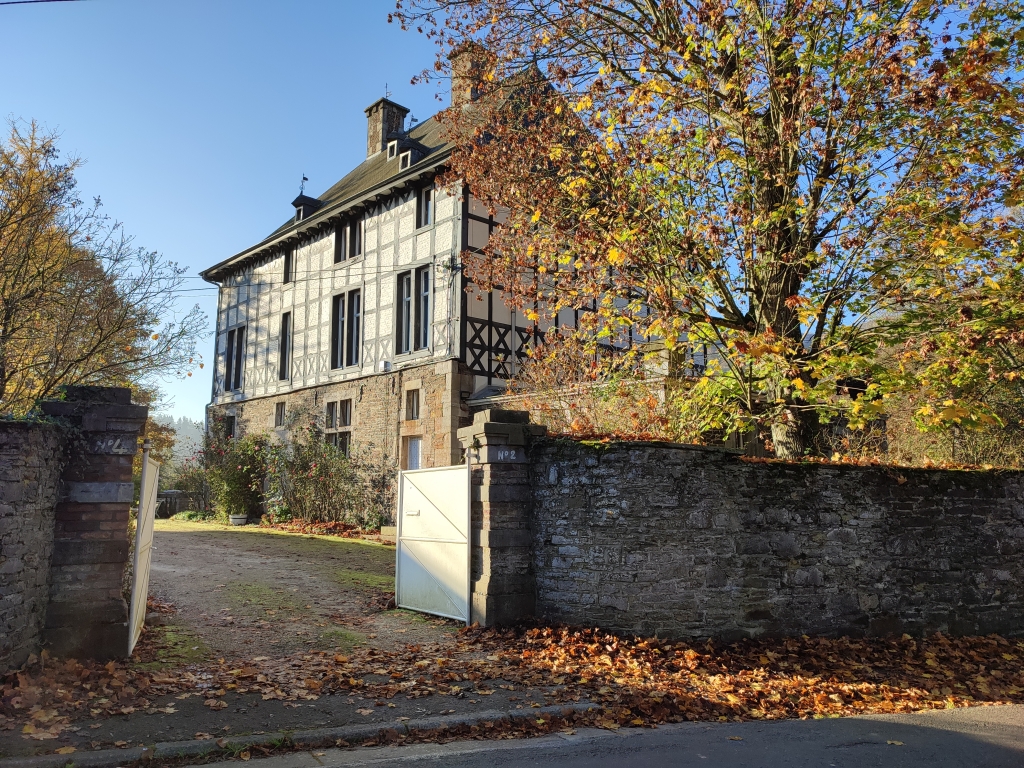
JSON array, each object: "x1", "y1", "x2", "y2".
[
  {"x1": 396, "y1": 0, "x2": 1024, "y2": 457},
  {"x1": 0, "y1": 120, "x2": 205, "y2": 415}
]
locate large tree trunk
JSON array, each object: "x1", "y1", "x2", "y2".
[
  {"x1": 774, "y1": 411, "x2": 806, "y2": 460},
  {"x1": 770, "y1": 407, "x2": 818, "y2": 460},
  {"x1": 770, "y1": 411, "x2": 806, "y2": 460}
]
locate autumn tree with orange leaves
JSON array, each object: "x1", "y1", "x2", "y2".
[
  {"x1": 395, "y1": 0, "x2": 1024, "y2": 458},
  {"x1": 0, "y1": 121, "x2": 205, "y2": 415}
]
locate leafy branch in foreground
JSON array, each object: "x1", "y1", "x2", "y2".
[{"x1": 396, "y1": 0, "x2": 1024, "y2": 457}]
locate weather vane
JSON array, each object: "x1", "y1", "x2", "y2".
[
  {"x1": 300, "y1": 174, "x2": 308, "y2": 195},
  {"x1": 385, "y1": 82, "x2": 392, "y2": 99}
]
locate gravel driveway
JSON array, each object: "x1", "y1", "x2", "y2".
[{"x1": 147, "y1": 519, "x2": 455, "y2": 661}]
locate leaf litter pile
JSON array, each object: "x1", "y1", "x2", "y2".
[{"x1": 3, "y1": 626, "x2": 1023, "y2": 751}]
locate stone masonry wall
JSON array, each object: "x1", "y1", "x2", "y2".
[
  {"x1": 528, "y1": 440, "x2": 1024, "y2": 640},
  {"x1": 39, "y1": 387, "x2": 148, "y2": 660},
  {"x1": 218, "y1": 359, "x2": 475, "y2": 473},
  {"x1": 0, "y1": 422, "x2": 66, "y2": 670}
]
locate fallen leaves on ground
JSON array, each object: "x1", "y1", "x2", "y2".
[
  {"x1": 2, "y1": 627, "x2": 1023, "y2": 744},
  {"x1": 257, "y1": 520, "x2": 383, "y2": 540},
  {"x1": 147, "y1": 597, "x2": 177, "y2": 615}
]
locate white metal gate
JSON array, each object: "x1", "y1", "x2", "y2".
[
  {"x1": 128, "y1": 443, "x2": 160, "y2": 655},
  {"x1": 395, "y1": 463, "x2": 471, "y2": 624}
]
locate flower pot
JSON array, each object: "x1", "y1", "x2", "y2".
[{"x1": 229, "y1": 514, "x2": 248, "y2": 526}]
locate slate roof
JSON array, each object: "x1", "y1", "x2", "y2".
[{"x1": 201, "y1": 114, "x2": 451, "y2": 281}]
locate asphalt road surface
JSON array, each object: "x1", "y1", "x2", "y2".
[{"x1": 206, "y1": 704, "x2": 1024, "y2": 768}]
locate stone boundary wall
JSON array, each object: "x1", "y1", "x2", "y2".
[
  {"x1": 530, "y1": 441, "x2": 1024, "y2": 640},
  {"x1": 0, "y1": 387, "x2": 147, "y2": 670},
  {"x1": 0, "y1": 422, "x2": 66, "y2": 670},
  {"x1": 459, "y1": 410, "x2": 1024, "y2": 639}
]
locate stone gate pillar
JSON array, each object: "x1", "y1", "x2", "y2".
[
  {"x1": 457, "y1": 409, "x2": 543, "y2": 626},
  {"x1": 39, "y1": 386, "x2": 148, "y2": 659}
]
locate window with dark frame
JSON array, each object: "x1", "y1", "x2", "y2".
[
  {"x1": 225, "y1": 329, "x2": 235, "y2": 392},
  {"x1": 330, "y1": 293, "x2": 345, "y2": 369},
  {"x1": 397, "y1": 266, "x2": 430, "y2": 355},
  {"x1": 345, "y1": 289, "x2": 361, "y2": 366},
  {"x1": 334, "y1": 224, "x2": 346, "y2": 263},
  {"x1": 225, "y1": 415, "x2": 236, "y2": 439},
  {"x1": 279, "y1": 311, "x2": 291, "y2": 380},
  {"x1": 283, "y1": 249, "x2": 293, "y2": 283},
  {"x1": 405, "y1": 389, "x2": 420, "y2": 421},
  {"x1": 396, "y1": 271, "x2": 412, "y2": 354},
  {"x1": 274, "y1": 402, "x2": 286, "y2": 427},
  {"x1": 224, "y1": 327, "x2": 246, "y2": 393},
  {"x1": 416, "y1": 186, "x2": 433, "y2": 228},
  {"x1": 415, "y1": 266, "x2": 430, "y2": 351},
  {"x1": 325, "y1": 399, "x2": 353, "y2": 456},
  {"x1": 349, "y1": 217, "x2": 362, "y2": 258}
]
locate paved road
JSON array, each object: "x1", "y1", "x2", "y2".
[{"x1": 206, "y1": 705, "x2": 1024, "y2": 768}]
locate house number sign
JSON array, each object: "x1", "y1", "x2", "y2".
[{"x1": 480, "y1": 446, "x2": 526, "y2": 463}]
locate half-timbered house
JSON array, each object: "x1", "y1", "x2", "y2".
[{"x1": 200, "y1": 61, "x2": 537, "y2": 469}]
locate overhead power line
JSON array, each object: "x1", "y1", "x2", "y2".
[{"x1": 0, "y1": 0, "x2": 85, "y2": 6}]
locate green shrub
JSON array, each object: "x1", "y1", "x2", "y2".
[
  {"x1": 265, "y1": 412, "x2": 396, "y2": 530},
  {"x1": 207, "y1": 433, "x2": 269, "y2": 519}
]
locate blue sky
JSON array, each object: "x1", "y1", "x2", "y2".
[{"x1": 2, "y1": 0, "x2": 443, "y2": 421}]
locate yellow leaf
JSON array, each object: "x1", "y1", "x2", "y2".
[{"x1": 56, "y1": 747, "x2": 76, "y2": 755}]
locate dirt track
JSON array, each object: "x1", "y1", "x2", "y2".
[{"x1": 148, "y1": 519, "x2": 455, "y2": 661}]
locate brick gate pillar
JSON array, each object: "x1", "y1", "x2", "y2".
[
  {"x1": 39, "y1": 386, "x2": 148, "y2": 659},
  {"x1": 457, "y1": 409, "x2": 543, "y2": 626}
]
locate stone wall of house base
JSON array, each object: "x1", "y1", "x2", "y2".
[
  {"x1": 214, "y1": 359, "x2": 475, "y2": 472},
  {"x1": 461, "y1": 411, "x2": 1024, "y2": 640},
  {"x1": 0, "y1": 423, "x2": 66, "y2": 670}
]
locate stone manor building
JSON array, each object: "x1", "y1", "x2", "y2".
[{"x1": 201, "y1": 69, "x2": 538, "y2": 469}]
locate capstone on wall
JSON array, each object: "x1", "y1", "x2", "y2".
[
  {"x1": 0, "y1": 422, "x2": 65, "y2": 670},
  {"x1": 527, "y1": 441, "x2": 1024, "y2": 640}
]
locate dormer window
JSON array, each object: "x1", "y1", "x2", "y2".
[
  {"x1": 292, "y1": 193, "x2": 322, "y2": 223},
  {"x1": 399, "y1": 151, "x2": 411, "y2": 171},
  {"x1": 387, "y1": 141, "x2": 398, "y2": 160}
]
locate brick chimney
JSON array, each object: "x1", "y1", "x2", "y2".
[
  {"x1": 450, "y1": 42, "x2": 490, "y2": 108},
  {"x1": 365, "y1": 98, "x2": 409, "y2": 159}
]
